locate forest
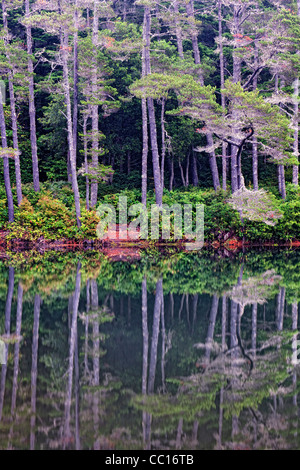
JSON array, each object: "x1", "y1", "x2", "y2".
[{"x1": 1, "y1": 0, "x2": 300, "y2": 243}]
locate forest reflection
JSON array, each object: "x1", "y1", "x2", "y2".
[{"x1": 0, "y1": 250, "x2": 299, "y2": 450}]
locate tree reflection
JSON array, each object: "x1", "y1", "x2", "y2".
[
  {"x1": 0, "y1": 267, "x2": 14, "y2": 422},
  {"x1": 30, "y1": 294, "x2": 41, "y2": 450},
  {"x1": 63, "y1": 262, "x2": 81, "y2": 449},
  {"x1": 0, "y1": 253, "x2": 299, "y2": 450}
]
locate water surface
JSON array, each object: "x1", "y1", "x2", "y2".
[{"x1": 0, "y1": 248, "x2": 299, "y2": 450}]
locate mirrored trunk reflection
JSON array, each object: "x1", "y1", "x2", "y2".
[{"x1": 0, "y1": 252, "x2": 299, "y2": 450}]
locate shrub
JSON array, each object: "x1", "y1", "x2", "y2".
[
  {"x1": 78, "y1": 208, "x2": 101, "y2": 239},
  {"x1": 7, "y1": 194, "x2": 77, "y2": 240}
]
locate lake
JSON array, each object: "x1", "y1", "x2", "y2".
[{"x1": 0, "y1": 247, "x2": 299, "y2": 450}]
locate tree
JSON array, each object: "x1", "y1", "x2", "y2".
[
  {"x1": 1, "y1": 0, "x2": 23, "y2": 205},
  {"x1": 24, "y1": 0, "x2": 40, "y2": 191},
  {"x1": 25, "y1": 0, "x2": 83, "y2": 226},
  {"x1": 0, "y1": 82, "x2": 15, "y2": 222}
]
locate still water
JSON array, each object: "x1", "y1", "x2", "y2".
[{"x1": 0, "y1": 248, "x2": 299, "y2": 450}]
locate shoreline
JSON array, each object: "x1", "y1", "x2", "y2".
[{"x1": 1, "y1": 233, "x2": 300, "y2": 252}]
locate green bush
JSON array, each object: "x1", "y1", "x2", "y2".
[
  {"x1": 3, "y1": 183, "x2": 300, "y2": 242},
  {"x1": 7, "y1": 194, "x2": 77, "y2": 240},
  {"x1": 0, "y1": 199, "x2": 8, "y2": 229}
]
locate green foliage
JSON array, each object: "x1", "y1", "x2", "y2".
[
  {"x1": 7, "y1": 193, "x2": 77, "y2": 240},
  {"x1": 78, "y1": 207, "x2": 100, "y2": 239}
]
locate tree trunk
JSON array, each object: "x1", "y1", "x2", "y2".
[
  {"x1": 83, "y1": 113, "x2": 90, "y2": 210},
  {"x1": 25, "y1": 0, "x2": 40, "y2": 192},
  {"x1": 178, "y1": 160, "x2": 186, "y2": 187},
  {"x1": 141, "y1": 97, "x2": 148, "y2": 206},
  {"x1": 73, "y1": 0, "x2": 79, "y2": 162},
  {"x1": 161, "y1": 98, "x2": 166, "y2": 190},
  {"x1": 148, "y1": 278, "x2": 163, "y2": 394},
  {"x1": 90, "y1": 0, "x2": 100, "y2": 208},
  {"x1": 143, "y1": 7, "x2": 162, "y2": 206},
  {"x1": 0, "y1": 267, "x2": 14, "y2": 421},
  {"x1": 30, "y1": 294, "x2": 41, "y2": 450},
  {"x1": 169, "y1": 157, "x2": 174, "y2": 191},
  {"x1": 2, "y1": 0, "x2": 22, "y2": 205},
  {"x1": 0, "y1": 91, "x2": 14, "y2": 222},
  {"x1": 205, "y1": 295, "x2": 219, "y2": 364},
  {"x1": 127, "y1": 150, "x2": 131, "y2": 175},
  {"x1": 61, "y1": 31, "x2": 81, "y2": 227},
  {"x1": 11, "y1": 283, "x2": 23, "y2": 416},
  {"x1": 252, "y1": 303, "x2": 257, "y2": 357},
  {"x1": 231, "y1": 4, "x2": 243, "y2": 193},
  {"x1": 276, "y1": 287, "x2": 285, "y2": 331},
  {"x1": 142, "y1": 277, "x2": 148, "y2": 396},
  {"x1": 276, "y1": 74, "x2": 286, "y2": 199},
  {"x1": 173, "y1": 0, "x2": 184, "y2": 59},
  {"x1": 293, "y1": 77, "x2": 299, "y2": 186},
  {"x1": 185, "y1": 151, "x2": 190, "y2": 187},
  {"x1": 186, "y1": 0, "x2": 220, "y2": 191},
  {"x1": 218, "y1": 0, "x2": 227, "y2": 191},
  {"x1": 252, "y1": 38, "x2": 259, "y2": 190},
  {"x1": 64, "y1": 262, "x2": 81, "y2": 448},
  {"x1": 192, "y1": 152, "x2": 199, "y2": 186}
]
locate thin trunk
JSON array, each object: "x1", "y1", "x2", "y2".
[
  {"x1": 142, "y1": 277, "x2": 151, "y2": 450},
  {"x1": 169, "y1": 292, "x2": 174, "y2": 319},
  {"x1": 222, "y1": 295, "x2": 227, "y2": 352},
  {"x1": 141, "y1": 97, "x2": 148, "y2": 206},
  {"x1": 161, "y1": 98, "x2": 166, "y2": 190},
  {"x1": 178, "y1": 160, "x2": 186, "y2": 187},
  {"x1": 186, "y1": 0, "x2": 220, "y2": 190},
  {"x1": 0, "y1": 90, "x2": 14, "y2": 222},
  {"x1": 90, "y1": 0, "x2": 100, "y2": 207},
  {"x1": 281, "y1": 166, "x2": 286, "y2": 200},
  {"x1": 127, "y1": 150, "x2": 131, "y2": 175},
  {"x1": 91, "y1": 279, "x2": 99, "y2": 386},
  {"x1": 231, "y1": 4, "x2": 243, "y2": 193},
  {"x1": 30, "y1": 294, "x2": 41, "y2": 450},
  {"x1": 11, "y1": 283, "x2": 23, "y2": 415},
  {"x1": 25, "y1": 0, "x2": 40, "y2": 192},
  {"x1": 173, "y1": 0, "x2": 184, "y2": 59},
  {"x1": 67, "y1": 150, "x2": 72, "y2": 183},
  {"x1": 192, "y1": 294, "x2": 198, "y2": 330},
  {"x1": 2, "y1": 0, "x2": 22, "y2": 205},
  {"x1": 218, "y1": 0, "x2": 227, "y2": 191},
  {"x1": 61, "y1": 32, "x2": 81, "y2": 227},
  {"x1": 252, "y1": 303, "x2": 257, "y2": 358},
  {"x1": 64, "y1": 263, "x2": 81, "y2": 448},
  {"x1": 292, "y1": 302, "x2": 298, "y2": 408},
  {"x1": 142, "y1": 277, "x2": 148, "y2": 396},
  {"x1": 0, "y1": 267, "x2": 14, "y2": 421},
  {"x1": 83, "y1": 114, "x2": 90, "y2": 210},
  {"x1": 73, "y1": 0, "x2": 79, "y2": 160},
  {"x1": 185, "y1": 151, "x2": 190, "y2": 187},
  {"x1": 147, "y1": 96, "x2": 162, "y2": 204},
  {"x1": 148, "y1": 278, "x2": 163, "y2": 394},
  {"x1": 230, "y1": 299, "x2": 239, "y2": 358},
  {"x1": 192, "y1": 152, "x2": 199, "y2": 186},
  {"x1": 143, "y1": 7, "x2": 162, "y2": 206},
  {"x1": 275, "y1": 74, "x2": 286, "y2": 199},
  {"x1": 205, "y1": 295, "x2": 219, "y2": 363},
  {"x1": 276, "y1": 287, "x2": 285, "y2": 332},
  {"x1": 252, "y1": 39, "x2": 259, "y2": 190},
  {"x1": 169, "y1": 157, "x2": 174, "y2": 191},
  {"x1": 293, "y1": 77, "x2": 299, "y2": 186},
  {"x1": 161, "y1": 293, "x2": 166, "y2": 393}
]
